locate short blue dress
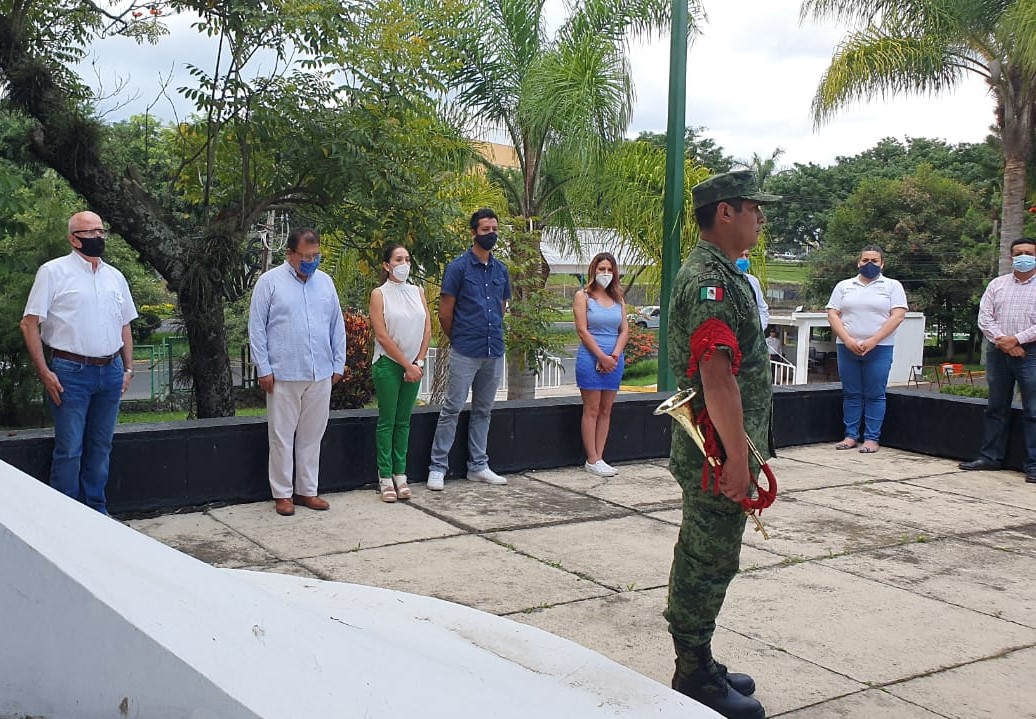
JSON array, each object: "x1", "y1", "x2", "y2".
[{"x1": 576, "y1": 294, "x2": 625, "y2": 391}]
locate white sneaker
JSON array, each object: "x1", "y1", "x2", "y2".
[
  {"x1": 427, "y1": 470, "x2": 445, "y2": 491},
  {"x1": 467, "y1": 467, "x2": 508, "y2": 485},
  {"x1": 585, "y1": 460, "x2": 617, "y2": 477}
]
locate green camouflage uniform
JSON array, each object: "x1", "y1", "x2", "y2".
[{"x1": 664, "y1": 239, "x2": 773, "y2": 653}]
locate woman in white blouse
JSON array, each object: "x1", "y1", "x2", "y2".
[{"x1": 370, "y1": 243, "x2": 431, "y2": 502}]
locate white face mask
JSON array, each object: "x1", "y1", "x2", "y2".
[
  {"x1": 391, "y1": 263, "x2": 411, "y2": 282},
  {"x1": 596, "y1": 273, "x2": 613, "y2": 289}
]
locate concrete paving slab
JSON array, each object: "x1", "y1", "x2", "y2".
[
  {"x1": 795, "y1": 482, "x2": 1036, "y2": 536},
  {"x1": 766, "y1": 455, "x2": 874, "y2": 491},
  {"x1": 778, "y1": 688, "x2": 946, "y2": 718},
  {"x1": 968, "y1": 524, "x2": 1036, "y2": 559},
  {"x1": 405, "y1": 474, "x2": 631, "y2": 532},
  {"x1": 886, "y1": 646, "x2": 1036, "y2": 719},
  {"x1": 125, "y1": 512, "x2": 278, "y2": 568},
  {"x1": 513, "y1": 588, "x2": 866, "y2": 717},
  {"x1": 489, "y1": 515, "x2": 679, "y2": 591},
  {"x1": 298, "y1": 534, "x2": 613, "y2": 614},
  {"x1": 740, "y1": 493, "x2": 928, "y2": 560},
  {"x1": 207, "y1": 491, "x2": 463, "y2": 561},
  {"x1": 908, "y1": 470, "x2": 1036, "y2": 512},
  {"x1": 825, "y1": 536, "x2": 1036, "y2": 629},
  {"x1": 722, "y1": 562, "x2": 1036, "y2": 685},
  {"x1": 777, "y1": 445, "x2": 961, "y2": 481},
  {"x1": 523, "y1": 462, "x2": 682, "y2": 511}
]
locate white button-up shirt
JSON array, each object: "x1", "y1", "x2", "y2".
[
  {"x1": 23, "y1": 251, "x2": 138, "y2": 356},
  {"x1": 248, "y1": 262, "x2": 346, "y2": 380}
]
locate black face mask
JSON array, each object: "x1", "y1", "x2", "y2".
[
  {"x1": 77, "y1": 236, "x2": 105, "y2": 257},
  {"x1": 474, "y1": 231, "x2": 498, "y2": 251}
]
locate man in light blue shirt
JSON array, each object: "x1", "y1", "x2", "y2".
[{"x1": 248, "y1": 227, "x2": 346, "y2": 516}]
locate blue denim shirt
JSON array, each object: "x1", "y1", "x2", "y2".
[{"x1": 442, "y1": 248, "x2": 511, "y2": 358}]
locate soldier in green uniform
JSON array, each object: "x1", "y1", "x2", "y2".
[{"x1": 665, "y1": 170, "x2": 781, "y2": 719}]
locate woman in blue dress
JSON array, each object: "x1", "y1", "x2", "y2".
[{"x1": 574, "y1": 252, "x2": 629, "y2": 477}]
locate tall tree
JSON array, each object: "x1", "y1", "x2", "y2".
[
  {"x1": 448, "y1": 0, "x2": 702, "y2": 398},
  {"x1": 802, "y1": 0, "x2": 1036, "y2": 274},
  {"x1": 0, "y1": 0, "x2": 469, "y2": 417}
]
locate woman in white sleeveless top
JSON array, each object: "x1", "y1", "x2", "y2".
[{"x1": 370, "y1": 243, "x2": 431, "y2": 502}]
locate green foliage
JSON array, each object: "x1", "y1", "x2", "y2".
[
  {"x1": 131, "y1": 310, "x2": 162, "y2": 343},
  {"x1": 766, "y1": 137, "x2": 1001, "y2": 253},
  {"x1": 634, "y1": 127, "x2": 734, "y2": 173},
  {"x1": 940, "y1": 383, "x2": 989, "y2": 399},
  {"x1": 500, "y1": 226, "x2": 566, "y2": 372}
]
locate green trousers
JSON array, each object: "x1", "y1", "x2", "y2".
[
  {"x1": 664, "y1": 473, "x2": 747, "y2": 652},
  {"x1": 372, "y1": 356, "x2": 422, "y2": 478}
]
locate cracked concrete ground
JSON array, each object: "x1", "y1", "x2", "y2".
[{"x1": 127, "y1": 445, "x2": 1036, "y2": 718}]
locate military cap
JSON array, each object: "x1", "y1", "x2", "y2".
[{"x1": 691, "y1": 170, "x2": 783, "y2": 210}]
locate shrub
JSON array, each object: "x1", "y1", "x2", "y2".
[
  {"x1": 624, "y1": 324, "x2": 658, "y2": 365},
  {"x1": 940, "y1": 384, "x2": 988, "y2": 399},
  {"x1": 131, "y1": 310, "x2": 162, "y2": 343},
  {"x1": 330, "y1": 309, "x2": 375, "y2": 409}
]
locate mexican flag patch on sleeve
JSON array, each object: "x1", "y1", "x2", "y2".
[{"x1": 699, "y1": 286, "x2": 724, "y2": 302}]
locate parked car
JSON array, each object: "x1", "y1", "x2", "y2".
[{"x1": 628, "y1": 305, "x2": 661, "y2": 329}]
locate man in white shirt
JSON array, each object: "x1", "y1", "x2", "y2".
[
  {"x1": 20, "y1": 211, "x2": 138, "y2": 514},
  {"x1": 248, "y1": 227, "x2": 346, "y2": 516}
]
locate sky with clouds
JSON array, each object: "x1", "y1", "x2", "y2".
[{"x1": 84, "y1": 0, "x2": 997, "y2": 170}]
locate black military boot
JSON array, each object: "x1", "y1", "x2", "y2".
[
  {"x1": 672, "y1": 644, "x2": 765, "y2": 719},
  {"x1": 716, "y1": 660, "x2": 756, "y2": 696}
]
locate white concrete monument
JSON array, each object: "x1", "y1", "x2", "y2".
[{"x1": 0, "y1": 460, "x2": 719, "y2": 719}]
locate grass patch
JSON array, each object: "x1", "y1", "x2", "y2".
[
  {"x1": 764, "y1": 262, "x2": 808, "y2": 284},
  {"x1": 622, "y1": 359, "x2": 659, "y2": 387},
  {"x1": 117, "y1": 407, "x2": 267, "y2": 424}
]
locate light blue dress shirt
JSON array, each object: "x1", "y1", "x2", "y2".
[{"x1": 248, "y1": 263, "x2": 346, "y2": 380}]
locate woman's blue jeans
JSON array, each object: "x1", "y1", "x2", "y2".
[
  {"x1": 48, "y1": 356, "x2": 125, "y2": 514},
  {"x1": 837, "y1": 344, "x2": 894, "y2": 442}
]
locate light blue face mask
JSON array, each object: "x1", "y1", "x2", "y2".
[
  {"x1": 1012, "y1": 254, "x2": 1036, "y2": 273},
  {"x1": 735, "y1": 257, "x2": 750, "y2": 272}
]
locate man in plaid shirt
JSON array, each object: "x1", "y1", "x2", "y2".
[{"x1": 959, "y1": 238, "x2": 1036, "y2": 483}]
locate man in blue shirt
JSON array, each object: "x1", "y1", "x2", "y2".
[
  {"x1": 427, "y1": 208, "x2": 512, "y2": 490},
  {"x1": 248, "y1": 227, "x2": 346, "y2": 516}
]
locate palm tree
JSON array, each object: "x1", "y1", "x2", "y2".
[
  {"x1": 736, "y1": 147, "x2": 786, "y2": 190},
  {"x1": 449, "y1": 0, "x2": 703, "y2": 398},
  {"x1": 801, "y1": 0, "x2": 1036, "y2": 273}
]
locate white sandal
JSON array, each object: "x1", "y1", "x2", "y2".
[
  {"x1": 378, "y1": 478, "x2": 397, "y2": 503},
  {"x1": 393, "y1": 474, "x2": 412, "y2": 500}
]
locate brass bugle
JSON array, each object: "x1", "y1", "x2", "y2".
[{"x1": 654, "y1": 387, "x2": 771, "y2": 539}]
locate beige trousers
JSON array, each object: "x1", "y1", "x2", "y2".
[{"x1": 266, "y1": 377, "x2": 332, "y2": 499}]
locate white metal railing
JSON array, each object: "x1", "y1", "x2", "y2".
[
  {"x1": 418, "y1": 348, "x2": 563, "y2": 401},
  {"x1": 771, "y1": 358, "x2": 796, "y2": 385}
]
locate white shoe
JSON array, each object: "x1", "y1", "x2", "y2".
[
  {"x1": 427, "y1": 470, "x2": 445, "y2": 491},
  {"x1": 585, "y1": 460, "x2": 617, "y2": 477},
  {"x1": 467, "y1": 467, "x2": 507, "y2": 485}
]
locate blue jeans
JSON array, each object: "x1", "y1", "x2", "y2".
[
  {"x1": 837, "y1": 344, "x2": 894, "y2": 442},
  {"x1": 978, "y1": 342, "x2": 1036, "y2": 473},
  {"x1": 48, "y1": 356, "x2": 125, "y2": 514},
  {"x1": 429, "y1": 352, "x2": 503, "y2": 473}
]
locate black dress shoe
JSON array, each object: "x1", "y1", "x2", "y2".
[
  {"x1": 1026, "y1": 474, "x2": 1036, "y2": 484},
  {"x1": 958, "y1": 459, "x2": 1002, "y2": 471}
]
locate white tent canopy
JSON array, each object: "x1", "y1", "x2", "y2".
[{"x1": 540, "y1": 228, "x2": 651, "y2": 276}]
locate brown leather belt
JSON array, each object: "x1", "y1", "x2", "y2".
[{"x1": 51, "y1": 349, "x2": 120, "y2": 366}]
